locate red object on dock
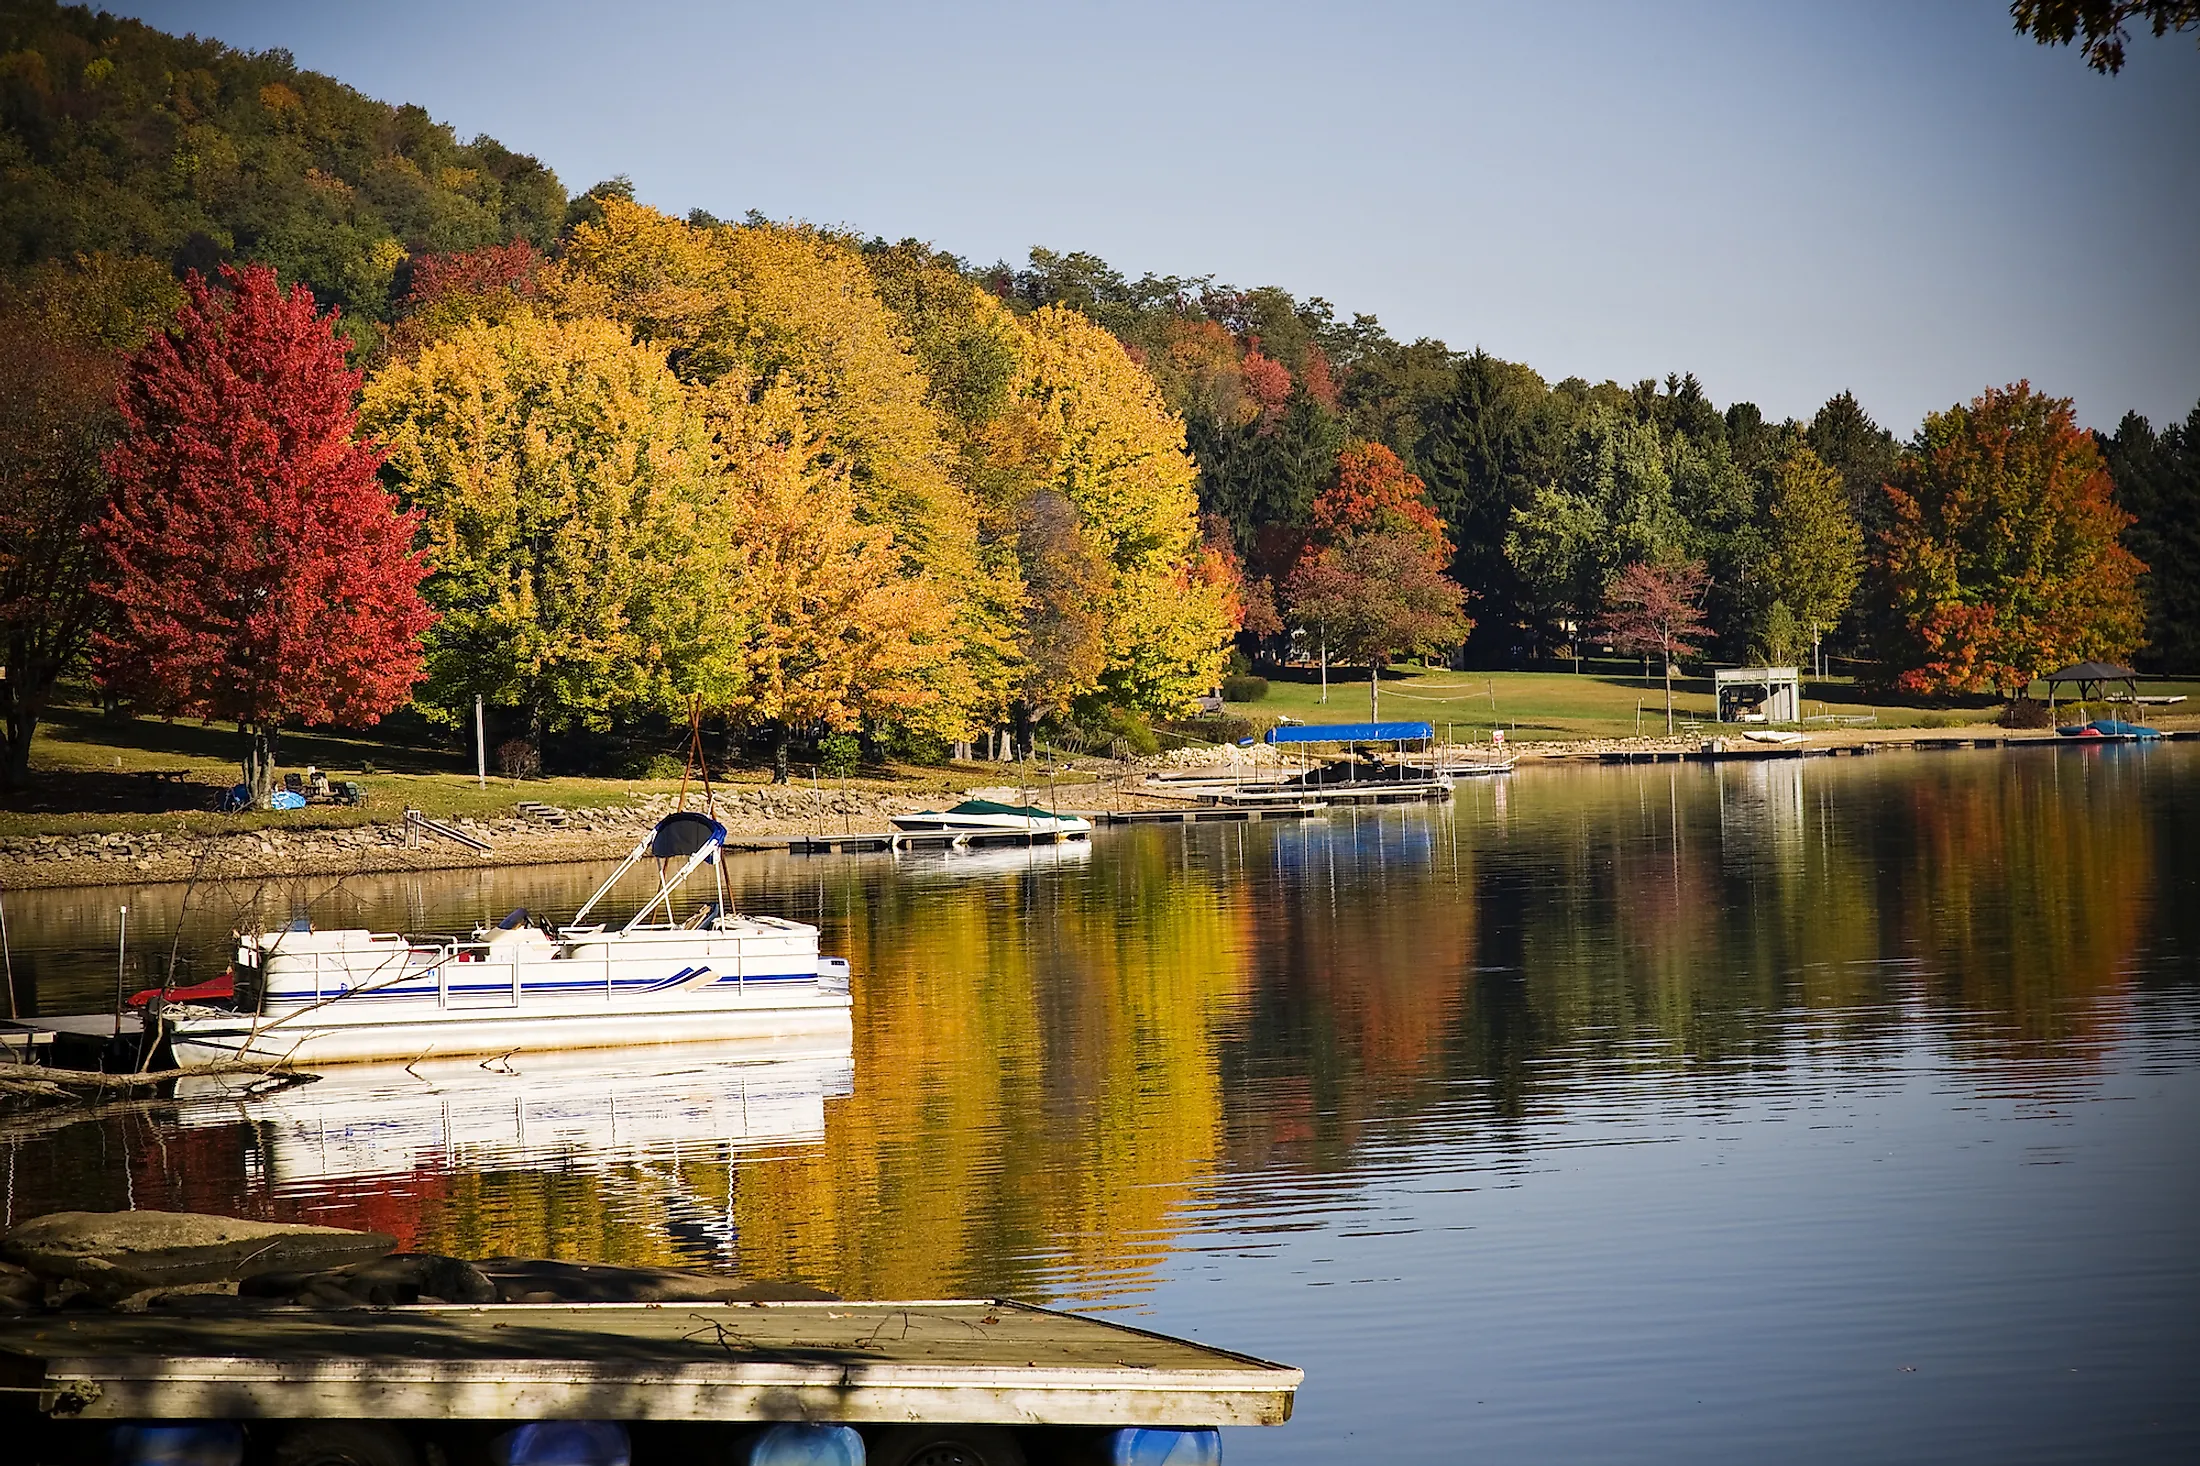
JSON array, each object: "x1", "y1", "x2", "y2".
[{"x1": 127, "y1": 970, "x2": 235, "y2": 1008}]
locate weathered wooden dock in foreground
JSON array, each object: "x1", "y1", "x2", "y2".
[{"x1": 1, "y1": 1299, "x2": 1300, "y2": 1464}]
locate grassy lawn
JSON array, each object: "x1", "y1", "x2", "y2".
[
  {"x1": 1, "y1": 699, "x2": 1017, "y2": 840},
  {"x1": 1224, "y1": 663, "x2": 2200, "y2": 743}
]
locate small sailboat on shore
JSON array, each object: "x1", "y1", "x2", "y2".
[{"x1": 158, "y1": 812, "x2": 853, "y2": 1070}]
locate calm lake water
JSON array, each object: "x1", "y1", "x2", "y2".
[{"x1": 4, "y1": 746, "x2": 2197, "y2": 1464}]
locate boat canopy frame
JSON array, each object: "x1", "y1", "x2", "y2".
[{"x1": 568, "y1": 812, "x2": 730, "y2": 935}]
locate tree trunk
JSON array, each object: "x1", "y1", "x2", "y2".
[
  {"x1": 771, "y1": 723, "x2": 791, "y2": 784},
  {"x1": 0, "y1": 692, "x2": 40, "y2": 794},
  {"x1": 241, "y1": 722, "x2": 278, "y2": 808},
  {"x1": 1010, "y1": 702, "x2": 1038, "y2": 761},
  {"x1": 1369, "y1": 660, "x2": 1381, "y2": 724},
  {"x1": 1664, "y1": 654, "x2": 1675, "y2": 735}
]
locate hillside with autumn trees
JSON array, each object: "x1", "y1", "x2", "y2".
[{"x1": 3, "y1": 0, "x2": 2196, "y2": 795}]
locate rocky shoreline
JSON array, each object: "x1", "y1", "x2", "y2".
[
  {"x1": 0, "y1": 786, "x2": 946, "y2": 891},
  {"x1": 7, "y1": 721, "x2": 2178, "y2": 892},
  {"x1": 0, "y1": 777, "x2": 1189, "y2": 891}
]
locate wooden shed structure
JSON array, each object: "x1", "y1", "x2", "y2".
[{"x1": 2043, "y1": 661, "x2": 2138, "y2": 719}]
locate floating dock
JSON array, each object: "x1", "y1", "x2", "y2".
[{"x1": 0, "y1": 1299, "x2": 1301, "y2": 1429}]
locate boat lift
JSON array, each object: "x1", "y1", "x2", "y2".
[{"x1": 1264, "y1": 721, "x2": 1453, "y2": 791}]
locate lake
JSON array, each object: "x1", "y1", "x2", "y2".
[{"x1": 3, "y1": 745, "x2": 2196, "y2": 1464}]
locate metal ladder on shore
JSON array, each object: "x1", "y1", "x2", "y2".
[{"x1": 403, "y1": 809, "x2": 492, "y2": 853}]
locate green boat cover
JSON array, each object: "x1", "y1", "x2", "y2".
[{"x1": 948, "y1": 798, "x2": 1068, "y2": 818}]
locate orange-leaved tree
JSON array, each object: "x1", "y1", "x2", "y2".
[
  {"x1": 555, "y1": 200, "x2": 1000, "y2": 737},
  {"x1": 1878, "y1": 382, "x2": 2144, "y2": 699},
  {"x1": 94, "y1": 264, "x2": 433, "y2": 805},
  {"x1": 1308, "y1": 442, "x2": 1452, "y2": 560}
]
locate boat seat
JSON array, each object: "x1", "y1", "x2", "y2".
[{"x1": 682, "y1": 902, "x2": 722, "y2": 930}]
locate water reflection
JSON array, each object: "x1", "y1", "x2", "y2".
[{"x1": 3, "y1": 746, "x2": 2196, "y2": 1462}]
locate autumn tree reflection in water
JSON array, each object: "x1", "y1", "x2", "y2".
[{"x1": 1, "y1": 748, "x2": 2186, "y2": 1311}]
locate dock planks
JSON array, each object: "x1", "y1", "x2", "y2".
[{"x1": 0, "y1": 1300, "x2": 1302, "y2": 1428}]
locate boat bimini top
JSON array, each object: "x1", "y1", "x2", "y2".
[{"x1": 567, "y1": 811, "x2": 732, "y2": 935}]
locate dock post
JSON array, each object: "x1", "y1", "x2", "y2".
[{"x1": 113, "y1": 905, "x2": 128, "y2": 1039}]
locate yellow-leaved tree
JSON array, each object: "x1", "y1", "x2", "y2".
[
  {"x1": 1016, "y1": 305, "x2": 1238, "y2": 718},
  {"x1": 555, "y1": 202, "x2": 1006, "y2": 743},
  {"x1": 361, "y1": 310, "x2": 733, "y2": 743}
]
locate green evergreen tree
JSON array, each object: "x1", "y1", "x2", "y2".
[
  {"x1": 2105, "y1": 403, "x2": 2200, "y2": 671},
  {"x1": 1806, "y1": 390, "x2": 1900, "y2": 534}
]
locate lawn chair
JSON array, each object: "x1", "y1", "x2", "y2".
[
  {"x1": 337, "y1": 780, "x2": 368, "y2": 807},
  {"x1": 282, "y1": 772, "x2": 305, "y2": 796}
]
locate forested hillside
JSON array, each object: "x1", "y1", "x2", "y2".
[
  {"x1": 2, "y1": 0, "x2": 2193, "y2": 793},
  {"x1": 0, "y1": 0, "x2": 563, "y2": 353}
]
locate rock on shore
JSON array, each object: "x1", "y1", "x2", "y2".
[
  {"x1": 0, "y1": 1208, "x2": 831, "y2": 1313},
  {"x1": 0, "y1": 1210, "x2": 396, "y2": 1302}
]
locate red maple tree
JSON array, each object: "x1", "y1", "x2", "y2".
[
  {"x1": 1286, "y1": 527, "x2": 1471, "y2": 721},
  {"x1": 386, "y1": 240, "x2": 548, "y2": 358},
  {"x1": 93, "y1": 263, "x2": 434, "y2": 804},
  {"x1": 1597, "y1": 559, "x2": 1711, "y2": 734},
  {"x1": 1239, "y1": 345, "x2": 1294, "y2": 426},
  {"x1": 1298, "y1": 347, "x2": 1339, "y2": 411}
]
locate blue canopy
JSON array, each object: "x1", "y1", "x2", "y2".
[
  {"x1": 1265, "y1": 721, "x2": 1434, "y2": 745},
  {"x1": 651, "y1": 810, "x2": 727, "y2": 858}
]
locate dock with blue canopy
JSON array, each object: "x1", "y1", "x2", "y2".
[{"x1": 1264, "y1": 721, "x2": 1435, "y2": 748}]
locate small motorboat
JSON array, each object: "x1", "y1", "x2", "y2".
[
  {"x1": 890, "y1": 798, "x2": 1092, "y2": 839},
  {"x1": 1743, "y1": 729, "x2": 1806, "y2": 745},
  {"x1": 157, "y1": 811, "x2": 853, "y2": 1069}
]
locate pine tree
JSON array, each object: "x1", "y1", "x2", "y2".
[{"x1": 2104, "y1": 403, "x2": 2200, "y2": 673}]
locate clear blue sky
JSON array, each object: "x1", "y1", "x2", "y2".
[{"x1": 120, "y1": 0, "x2": 2200, "y2": 434}]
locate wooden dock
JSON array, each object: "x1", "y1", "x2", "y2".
[
  {"x1": 1597, "y1": 729, "x2": 2199, "y2": 765},
  {"x1": 1, "y1": 1013, "x2": 143, "y2": 1069},
  {"x1": 0, "y1": 1299, "x2": 1301, "y2": 1429}
]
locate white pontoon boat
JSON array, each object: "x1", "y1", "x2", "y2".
[
  {"x1": 159, "y1": 812, "x2": 853, "y2": 1069},
  {"x1": 173, "y1": 1036, "x2": 854, "y2": 1190}
]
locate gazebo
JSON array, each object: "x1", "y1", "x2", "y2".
[{"x1": 2043, "y1": 661, "x2": 2137, "y2": 721}]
